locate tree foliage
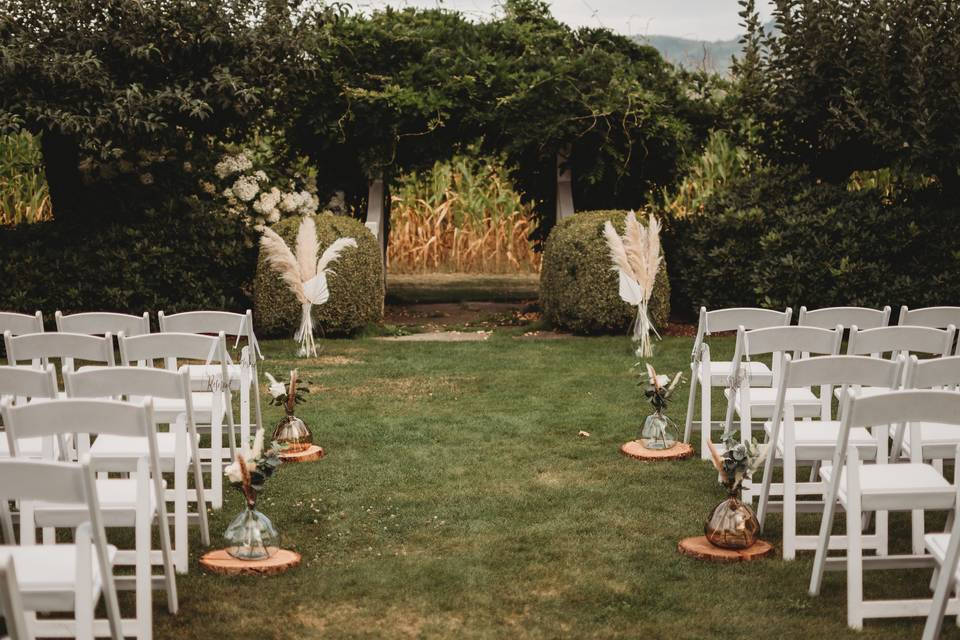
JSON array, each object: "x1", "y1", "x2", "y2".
[{"x1": 734, "y1": 0, "x2": 960, "y2": 186}]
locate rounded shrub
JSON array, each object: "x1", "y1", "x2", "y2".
[
  {"x1": 668, "y1": 164, "x2": 960, "y2": 314},
  {"x1": 254, "y1": 214, "x2": 384, "y2": 337},
  {"x1": 540, "y1": 210, "x2": 671, "y2": 334}
]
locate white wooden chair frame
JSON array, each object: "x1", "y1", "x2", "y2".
[
  {"x1": 158, "y1": 310, "x2": 263, "y2": 450},
  {"x1": 797, "y1": 305, "x2": 891, "y2": 330},
  {"x1": 118, "y1": 332, "x2": 235, "y2": 510},
  {"x1": 0, "y1": 457, "x2": 123, "y2": 640},
  {"x1": 809, "y1": 390, "x2": 960, "y2": 630},
  {"x1": 921, "y1": 449, "x2": 960, "y2": 639},
  {"x1": 899, "y1": 306, "x2": 960, "y2": 330},
  {"x1": 3, "y1": 331, "x2": 115, "y2": 375},
  {"x1": 684, "y1": 307, "x2": 792, "y2": 459},
  {"x1": 0, "y1": 556, "x2": 33, "y2": 640},
  {"x1": 55, "y1": 311, "x2": 150, "y2": 338},
  {"x1": 64, "y1": 366, "x2": 211, "y2": 573},
  {"x1": 2, "y1": 399, "x2": 177, "y2": 640},
  {"x1": 757, "y1": 354, "x2": 903, "y2": 559},
  {"x1": 0, "y1": 312, "x2": 43, "y2": 337}
]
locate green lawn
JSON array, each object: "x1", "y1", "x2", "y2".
[{"x1": 155, "y1": 333, "x2": 960, "y2": 639}]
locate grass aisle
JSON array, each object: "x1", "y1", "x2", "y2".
[{"x1": 156, "y1": 334, "x2": 957, "y2": 639}]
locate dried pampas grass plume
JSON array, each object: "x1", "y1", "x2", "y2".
[
  {"x1": 258, "y1": 225, "x2": 306, "y2": 304},
  {"x1": 603, "y1": 220, "x2": 635, "y2": 280},
  {"x1": 317, "y1": 237, "x2": 359, "y2": 275},
  {"x1": 296, "y1": 215, "x2": 320, "y2": 281}
]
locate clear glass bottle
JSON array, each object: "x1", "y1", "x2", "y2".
[
  {"x1": 224, "y1": 505, "x2": 280, "y2": 561},
  {"x1": 640, "y1": 411, "x2": 679, "y2": 450}
]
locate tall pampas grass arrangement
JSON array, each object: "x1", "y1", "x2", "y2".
[
  {"x1": 602, "y1": 211, "x2": 662, "y2": 356},
  {"x1": 259, "y1": 216, "x2": 357, "y2": 357}
]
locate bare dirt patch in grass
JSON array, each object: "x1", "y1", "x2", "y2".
[
  {"x1": 336, "y1": 375, "x2": 477, "y2": 400},
  {"x1": 294, "y1": 603, "x2": 464, "y2": 638}
]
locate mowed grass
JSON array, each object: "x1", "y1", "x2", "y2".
[{"x1": 154, "y1": 333, "x2": 960, "y2": 639}]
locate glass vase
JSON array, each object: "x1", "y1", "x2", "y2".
[
  {"x1": 704, "y1": 492, "x2": 760, "y2": 550},
  {"x1": 272, "y1": 408, "x2": 313, "y2": 453},
  {"x1": 224, "y1": 505, "x2": 280, "y2": 561},
  {"x1": 640, "y1": 411, "x2": 678, "y2": 450}
]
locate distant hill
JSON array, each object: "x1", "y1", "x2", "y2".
[{"x1": 633, "y1": 33, "x2": 743, "y2": 75}]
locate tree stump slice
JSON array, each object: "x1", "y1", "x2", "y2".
[
  {"x1": 620, "y1": 440, "x2": 694, "y2": 462},
  {"x1": 677, "y1": 536, "x2": 774, "y2": 563},
  {"x1": 199, "y1": 549, "x2": 301, "y2": 576},
  {"x1": 280, "y1": 445, "x2": 324, "y2": 463}
]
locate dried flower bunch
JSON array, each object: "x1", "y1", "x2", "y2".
[
  {"x1": 706, "y1": 432, "x2": 769, "y2": 496},
  {"x1": 602, "y1": 211, "x2": 662, "y2": 356},
  {"x1": 224, "y1": 428, "x2": 283, "y2": 507},
  {"x1": 637, "y1": 363, "x2": 682, "y2": 413},
  {"x1": 265, "y1": 370, "x2": 309, "y2": 411},
  {"x1": 258, "y1": 215, "x2": 357, "y2": 356}
]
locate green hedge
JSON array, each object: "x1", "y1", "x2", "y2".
[
  {"x1": 0, "y1": 201, "x2": 256, "y2": 319},
  {"x1": 668, "y1": 165, "x2": 960, "y2": 313},
  {"x1": 253, "y1": 214, "x2": 384, "y2": 336},
  {"x1": 539, "y1": 210, "x2": 670, "y2": 334}
]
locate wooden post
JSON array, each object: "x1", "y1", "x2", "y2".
[
  {"x1": 365, "y1": 176, "x2": 386, "y2": 258},
  {"x1": 556, "y1": 148, "x2": 574, "y2": 222}
]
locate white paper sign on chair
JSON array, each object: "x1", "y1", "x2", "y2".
[
  {"x1": 603, "y1": 211, "x2": 663, "y2": 357},
  {"x1": 259, "y1": 216, "x2": 357, "y2": 357}
]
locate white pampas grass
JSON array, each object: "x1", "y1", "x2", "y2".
[
  {"x1": 601, "y1": 211, "x2": 663, "y2": 356},
  {"x1": 258, "y1": 217, "x2": 357, "y2": 357}
]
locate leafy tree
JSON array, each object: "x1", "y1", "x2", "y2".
[{"x1": 735, "y1": 0, "x2": 960, "y2": 187}]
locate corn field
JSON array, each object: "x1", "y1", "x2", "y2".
[
  {"x1": 387, "y1": 154, "x2": 541, "y2": 273},
  {"x1": 0, "y1": 132, "x2": 52, "y2": 225}
]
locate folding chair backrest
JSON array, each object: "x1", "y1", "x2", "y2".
[
  {"x1": 3, "y1": 331, "x2": 115, "y2": 371},
  {"x1": 2, "y1": 398, "x2": 152, "y2": 443},
  {"x1": 0, "y1": 557, "x2": 33, "y2": 640},
  {"x1": 700, "y1": 307, "x2": 792, "y2": 335},
  {"x1": 158, "y1": 310, "x2": 250, "y2": 339},
  {"x1": 898, "y1": 306, "x2": 960, "y2": 329},
  {"x1": 0, "y1": 312, "x2": 43, "y2": 337},
  {"x1": 843, "y1": 389, "x2": 960, "y2": 430},
  {"x1": 56, "y1": 311, "x2": 150, "y2": 337},
  {"x1": 737, "y1": 325, "x2": 842, "y2": 359},
  {"x1": 847, "y1": 325, "x2": 954, "y2": 358},
  {"x1": 0, "y1": 365, "x2": 58, "y2": 402},
  {"x1": 905, "y1": 355, "x2": 960, "y2": 390},
  {"x1": 118, "y1": 331, "x2": 225, "y2": 366},
  {"x1": 780, "y1": 354, "x2": 903, "y2": 390},
  {"x1": 64, "y1": 366, "x2": 188, "y2": 402},
  {"x1": 0, "y1": 457, "x2": 88, "y2": 504},
  {"x1": 797, "y1": 306, "x2": 891, "y2": 330}
]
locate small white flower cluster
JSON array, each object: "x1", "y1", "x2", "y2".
[{"x1": 214, "y1": 153, "x2": 254, "y2": 179}]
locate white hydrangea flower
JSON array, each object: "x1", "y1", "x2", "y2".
[
  {"x1": 231, "y1": 175, "x2": 260, "y2": 202},
  {"x1": 279, "y1": 192, "x2": 300, "y2": 213},
  {"x1": 267, "y1": 209, "x2": 281, "y2": 223},
  {"x1": 254, "y1": 170, "x2": 268, "y2": 182}
]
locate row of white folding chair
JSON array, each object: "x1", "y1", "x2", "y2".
[
  {"x1": 0, "y1": 458, "x2": 123, "y2": 640},
  {"x1": 683, "y1": 305, "x2": 960, "y2": 460},
  {"x1": 756, "y1": 354, "x2": 904, "y2": 559},
  {"x1": 1, "y1": 398, "x2": 176, "y2": 640},
  {"x1": 808, "y1": 390, "x2": 960, "y2": 631},
  {"x1": 64, "y1": 365, "x2": 211, "y2": 573}
]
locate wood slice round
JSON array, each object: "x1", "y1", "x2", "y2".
[
  {"x1": 199, "y1": 549, "x2": 301, "y2": 576},
  {"x1": 620, "y1": 440, "x2": 694, "y2": 462},
  {"x1": 677, "y1": 536, "x2": 774, "y2": 563},
  {"x1": 280, "y1": 444, "x2": 325, "y2": 463}
]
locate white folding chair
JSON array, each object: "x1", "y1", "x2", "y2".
[
  {"x1": 797, "y1": 305, "x2": 891, "y2": 330},
  {"x1": 55, "y1": 311, "x2": 150, "y2": 338},
  {"x1": 0, "y1": 458, "x2": 123, "y2": 640},
  {"x1": 3, "y1": 332, "x2": 115, "y2": 381},
  {"x1": 684, "y1": 307, "x2": 792, "y2": 459},
  {"x1": 64, "y1": 366, "x2": 211, "y2": 573},
  {"x1": 0, "y1": 366, "x2": 62, "y2": 460},
  {"x1": 922, "y1": 457, "x2": 960, "y2": 639},
  {"x1": 809, "y1": 390, "x2": 960, "y2": 630},
  {"x1": 0, "y1": 557, "x2": 33, "y2": 640},
  {"x1": 158, "y1": 310, "x2": 263, "y2": 449},
  {"x1": 2, "y1": 399, "x2": 177, "y2": 640},
  {"x1": 118, "y1": 332, "x2": 235, "y2": 510},
  {"x1": 757, "y1": 354, "x2": 903, "y2": 559}
]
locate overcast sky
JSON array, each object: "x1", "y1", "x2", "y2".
[{"x1": 354, "y1": 0, "x2": 775, "y2": 41}]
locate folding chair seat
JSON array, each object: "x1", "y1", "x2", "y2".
[
  {"x1": 684, "y1": 306, "x2": 792, "y2": 459},
  {"x1": 809, "y1": 390, "x2": 960, "y2": 630},
  {"x1": 0, "y1": 458, "x2": 123, "y2": 640}
]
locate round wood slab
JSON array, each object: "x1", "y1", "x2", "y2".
[
  {"x1": 677, "y1": 536, "x2": 774, "y2": 563},
  {"x1": 280, "y1": 444, "x2": 325, "y2": 463},
  {"x1": 620, "y1": 440, "x2": 694, "y2": 461},
  {"x1": 199, "y1": 549, "x2": 301, "y2": 576}
]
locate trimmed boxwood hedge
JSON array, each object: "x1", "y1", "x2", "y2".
[
  {"x1": 253, "y1": 214, "x2": 384, "y2": 337},
  {"x1": 668, "y1": 164, "x2": 960, "y2": 314},
  {"x1": 539, "y1": 210, "x2": 670, "y2": 334}
]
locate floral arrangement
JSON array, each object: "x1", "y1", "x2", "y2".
[
  {"x1": 706, "y1": 432, "x2": 769, "y2": 496},
  {"x1": 258, "y1": 215, "x2": 357, "y2": 356},
  {"x1": 224, "y1": 428, "x2": 283, "y2": 507},
  {"x1": 265, "y1": 370, "x2": 309, "y2": 410},
  {"x1": 638, "y1": 363, "x2": 682, "y2": 413},
  {"x1": 602, "y1": 211, "x2": 663, "y2": 356}
]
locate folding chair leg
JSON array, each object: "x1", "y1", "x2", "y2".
[
  {"x1": 252, "y1": 362, "x2": 264, "y2": 434},
  {"x1": 846, "y1": 489, "x2": 864, "y2": 629},
  {"x1": 912, "y1": 509, "x2": 926, "y2": 556},
  {"x1": 240, "y1": 363, "x2": 251, "y2": 448},
  {"x1": 684, "y1": 362, "x2": 697, "y2": 444},
  {"x1": 783, "y1": 428, "x2": 797, "y2": 560},
  {"x1": 135, "y1": 500, "x2": 152, "y2": 640},
  {"x1": 174, "y1": 421, "x2": 188, "y2": 574},
  {"x1": 700, "y1": 380, "x2": 712, "y2": 460}
]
